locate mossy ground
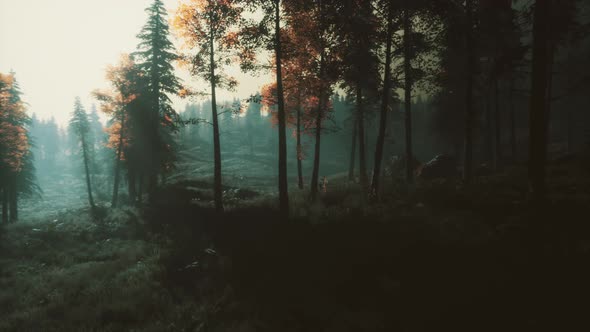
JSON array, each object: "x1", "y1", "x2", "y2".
[{"x1": 1, "y1": 157, "x2": 590, "y2": 331}]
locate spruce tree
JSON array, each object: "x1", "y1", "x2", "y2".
[
  {"x1": 69, "y1": 97, "x2": 95, "y2": 209},
  {"x1": 134, "y1": 0, "x2": 181, "y2": 200}
]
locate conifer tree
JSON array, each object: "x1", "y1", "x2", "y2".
[
  {"x1": 69, "y1": 97, "x2": 95, "y2": 209},
  {"x1": 134, "y1": 0, "x2": 181, "y2": 200}
]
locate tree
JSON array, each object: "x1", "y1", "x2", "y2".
[
  {"x1": 69, "y1": 97, "x2": 95, "y2": 209},
  {"x1": 237, "y1": 0, "x2": 291, "y2": 215},
  {"x1": 283, "y1": 0, "x2": 342, "y2": 202},
  {"x1": 94, "y1": 54, "x2": 145, "y2": 207},
  {"x1": 370, "y1": 0, "x2": 395, "y2": 195},
  {"x1": 0, "y1": 72, "x2": 36, "y2": 223},
  {"x1": 134, "y1": 0, "x2": 181, "y2": 201},
  {"x1": 174, "y1": 0, "x2": 242, "y2": 212},
  {"x1": 528, "y1": 0, "x2": 550, "y2": 205}
]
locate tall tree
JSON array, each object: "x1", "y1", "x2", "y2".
[
  {"x1": 134, "y1": 0, "x2": 181, "y2": 201},
  {"x1": 69, "y1": 97, "x2": 95, "y2": 209},
  {"x1": 528, "y1": 0, "x2": 550, "y2": 205},
  {"x1": 338, "y1": 0, "x2": 381, "y2": 194},
  {"x1": 463, "y1": 0, "x2": 475, "y2": 183},
  {"x1": 94, "y1": 54, "x2": 145, "y2": 207},
  {"x1": 371, "y1": 0, "x2": 395, "y2": 195},
  {"x1": 0, "y1": 72, "x2": 35, "y2": 223},
  {"x1": 283, "y1": 0, "x2": 342, "y2": 202},
  {"x1": 174, "y1": 0, "x2": 242, "y2": 212},
  {"x1": 236, "y1": 0, "x2": 291, "y2": 215}
]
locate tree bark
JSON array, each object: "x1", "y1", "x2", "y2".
[
  {"x1": 112, "y1": 111, "x2": 126, "y2": 208},
  {"x1": 210, "y1": 25, "x2": 224, "y2": 213},
  {"x1": 403, "y1": 5, "x2": 414, "y2": 183},
  {"x1": 494, "y1": 78, "x2": 502, "y2": 171},
  {"x1": 463, "y1": 0, "x2": 475, "y2": 183},
  {"x1": 275, "y1": 0, "x2": 290, "y2": 216},
  {"x1": 82, "y1": 136, "x2": 95, "y2": 208},
  {"x1": 8, "y1": 179, "x2": 17, "y2": 222},
  {"x1": 296, "y1": 89, "x2": 304, "y2": 189},
  {"x1": 509, "y1": 78, "x2": 517, "y2": 163},
  {"x1": 348, "y1": 116, "x2": 358, "y2": 181},
  {"x1": 371, "y1": 0, "x2": 394, "y2": 196},
  {"x1": 529, "y1": 0, "x2": 549, "y2": 205},
  {"x1": 1, "y1": 188, "x2": 7, "y2": 224},
  {"x1": 357, "y1": 85, "x2": 368, "y2": 190},
  {"x1": 310, "y1": 2, "x2": 326, "y2": 202}
]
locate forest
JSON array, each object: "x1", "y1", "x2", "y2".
[{"x1": 1, "y1": 0, "x2": 590, "y2": 331}]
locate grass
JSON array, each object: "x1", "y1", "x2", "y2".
[{"x1": 1, "y1": 156, "x2": 589, "y2": 331}]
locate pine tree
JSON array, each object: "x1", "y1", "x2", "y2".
[
  {"x1": 134, "y1": 0, "x2": 181, "y2": 201},
  {"x1": 69, "y1": 97, "x2": 95, "y2": 209}
]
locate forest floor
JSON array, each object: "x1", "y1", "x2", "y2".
[{"x1": 1, "y1": 154, "x2": 590, "y2": 331}]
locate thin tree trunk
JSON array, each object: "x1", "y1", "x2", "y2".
[
  {"x1": 8, "y1": 179, "x2": 17, "y2": 222},
  {"x1": 112, "y1": 111, "x2": 126, "y2": 208},
  {"x1": 296, "y1": 90, "x2": 304, "y2": 190},
  {"x1": 529, "y1": 0, "x2": 549, "y2": 205},
  {"x1": 138, "y1": 172, "x2": 144, "y2": 206},
  {"x1": 310, "y1": 2, "x2": 326, "y2": 202},
  {"x1": 403, "y1": 4, "x2": 413, "y2": 183},
  {"x1": 494, "y1": 78, "x2": 502, "y2": 171},
  {"x1": 210, "y1": 26, "x2": 223, "y2": 213},
  {"x1": 357, "y1": 85, "x2": 368, "y2": 190},
  {"x1": 148, "y1": 18, "x2": 161, "y2": 203},
  {"x1": 82, "y1": 137, "x2": 95, "y2": 208},
  {"x1": 275, "y1": 0, "x2": 289, "y2": 216},
  {"x1": 371, "y1": 1, "x2": 394, "y2": 195},
  {"x1": 128, "y1": 167, "x2": 137, "y2": 204},
  {"x1": 546, "y1": 46, "x2": 554, "y2": 145},
  {"x1": 310, "y1": 60, "x2": 325, "y2": 201},
  {"x1": 485, "y1": 88, "x2": 494, "y2": 166},
  {"x1": 463, "y1": 0, "x2": 475, "y2": 183},
  {"x1": 567, "y1": 107, "x2": 573, "y2": 153},
  {"x1": 348, "y1": 116, "x2": 358, "y2": 181},
  {"x1": 1, "y1": 188, "x2": 7, "y2": 224},
  {"x1": 509, "y1": 78, "x2": 517, "y2": 163}
]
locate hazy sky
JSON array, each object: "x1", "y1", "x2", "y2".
[{"x1": 0, "y1": 0, "x2": 271, "y2": 126}]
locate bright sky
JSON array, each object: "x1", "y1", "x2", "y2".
[{"x1": 0, "y1": 0, "x2": 271, "y2": 127}]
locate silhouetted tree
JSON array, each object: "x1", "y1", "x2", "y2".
[
  {"x1": 69, "y1": 97, "x2": 95, "y2": 209},
  {"x1": 134, "y1": 0, "x2": 181, "y2": 201},
  {"x1": 174, "y1": 0, "x2": 242, "y2": 212}
]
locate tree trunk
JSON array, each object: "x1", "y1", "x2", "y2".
[
  {"x1": 310, "y1": 54, "x2": 325, "y2": 202},
  {"x1": 82, "y1": 136, "x2": 95, "y2": 208},
  {"x1": 310, "y1": 3, "x2": 326, "y2": 202},
  {"x1": 8, "y1": 179, "x2": 17, "y2": 223},
  {"x1": 348, "y1": 116, "x2": 358, "y2": 181},
  {"x1": 210, "y1": 27, "x2": 223, "y2": 213},
  {"x1": 275, "y1": 0, "x2": 289, "y2": 216},
  {"x1": 463, "y1": 0, "x2": 475, "y2": 183},
  {"x1": 529, "y1": 0, "x2": 549, "y2": 205},
  {"x1": 546, "y1": 46, "x2": 555, "y2": 145},
  {"x1": 509, "y1": 78, "x2": 517, "y2": 163},
  {"x1": 357, "y1": 85, "x2": 368, "y2": 190},
  {"x1": 371, "y1": 1, "x2": 394, "y2": 196},
  {"x1": 1, "y1": 188, "x2": 7, "y2": 224},
  {"x1": 296, "y1": 90, "x2": 304, "y2": 189},
  {"x1": 148, "y1": 19, "x2": 161, "y2": 203},
  {"x1": 128, "y1": 167, "x2": 137, "y2": 204},
  {"x1": 494, "y1": 78, "x2": 502, "y2": 171},
  {"x1": 138, "y1": 172, "x2": 144, "y2": 206},
  {"x1": 485, "y1": 88, "x2": 494, "y2": 165},
  {"x1": 567, "y1": 107, "x2": 574, "y2": 153},
  {"x1": 403, "y1": 5, "x2": 413, "y2": 183},
  {"x1": 112, "y1": 112, "x2": 126, "y2": 208}
]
